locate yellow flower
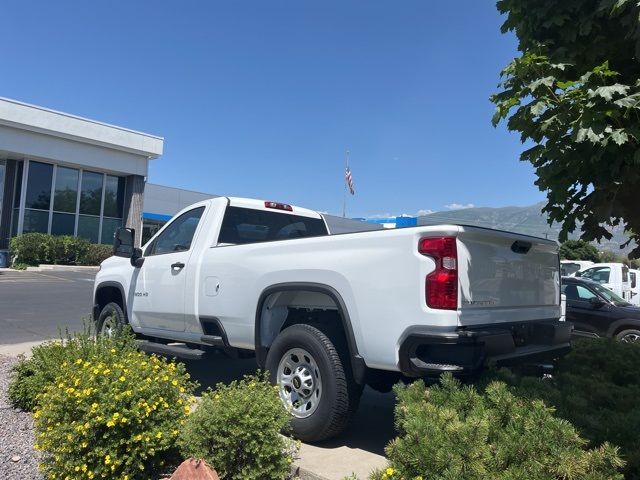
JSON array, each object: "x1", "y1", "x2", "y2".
[
  {"x1": 385, "y1": 467, "x2": 395, "y2": 476},
  {"x1": 110, "y1": 348, "x2": 116, "y2": 353},
  {"x1": 106, "y1": 420, "x2": 115, "y2": 428},
  {"x1": 75, "y1": 359, "x2": 83, "y2": 365},
  {"x1": 112, "y1": 412, "x2": 120, "y2": 419},
  {"x1": 119, "y1": 376, "x2": 126, "y2": 382},
  {"x1": 104, "y1": 455, "x2": 111, "y2": 465},
  {"x1": 156, "y1": 431, "x2": 162, "y2": 439},
  {"x1": 184, "y1": 406, "x2": 191, "y2": 415}
]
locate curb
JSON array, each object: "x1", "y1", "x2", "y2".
[{"x1": 25, "y1": 265, "x2": 100, "y2": 272}]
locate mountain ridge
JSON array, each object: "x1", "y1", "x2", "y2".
[{"x1": 418, "y1": 202, "x2": 634, "y2": 254}]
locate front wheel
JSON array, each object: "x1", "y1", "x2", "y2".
[
  {"x1": 266, "y1": 324, "x2": 360, "y2": 442},
  {"x1": 96, "y1": 302, "x2": 126, "y2": 336},
  {"x1": 616, "y1": 328, "x2": 640, "y2": 344}
]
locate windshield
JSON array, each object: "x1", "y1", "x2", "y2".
[{"x1": 591, "y1": 282, "x2": 631, "y2": 306}]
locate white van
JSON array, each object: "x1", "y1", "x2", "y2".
[
  {"x1": 560, "y1": 260, "x2": 594, "y2": 277},
  {"x1": 576, "y1": 263, "x2": 632, "y2": 302},
  {"x1": 630, "y1": 269, "x2": 640, "y2": 306}
]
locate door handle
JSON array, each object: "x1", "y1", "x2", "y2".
[{"x1": 171, "y1": 262, "x2": 185, "y2": 270}]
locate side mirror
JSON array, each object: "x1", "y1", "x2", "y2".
[
  {"x1": 589, "y1": 297, "x2": 605, "y2": 308},
  {"x1": 113, "y1": 228, "x2": 134, "y2": 257}
]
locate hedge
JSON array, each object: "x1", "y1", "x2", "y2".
[{"x1": 10, "y1": 233, "x2": 113, "y2": 267}]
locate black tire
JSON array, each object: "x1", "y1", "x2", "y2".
[
  {"x1": 96, "y1": 302, "x2": 126, "y2": 336},
  {"x1": 266, "y1": 324, "x2": 360, "y2": 442},
  {"x1": 615, "y1": 328, "x2": 640, "y2": 344}
]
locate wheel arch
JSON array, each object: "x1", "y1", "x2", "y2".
[
  {"x1": 94, "y1": 281, "x2": 128, "y2": 322},
  {"x1": 607, "y1": 318, "x2": 640, "y2": 337},
  {"x1": 254, "y1": 282, "x2": 366, "y2": 385}
]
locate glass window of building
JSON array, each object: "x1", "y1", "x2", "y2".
[
  {"x1": 78, "y1": 215, "x2": 100, "y2": 243},
  {"x1": 25, "y1": 161, "x2": 53, "y2": 210},
  {"x1": 0, "y1": 161, "x2": 5, "y2": 219},
  {"x1": 10, "y1": 161, "x2": 24, "y2": 237},
  {"x1": 53, "y1": 167, "x2": 79, "y2": 213},
  {"x1": 100, "y1": 175, "x2": 125, "y2": 244},
  {"x1": 23, "y1": 161, "x2": 53, "y2": 233},
  {"x1": 79, "y1": 171, "x2": 103, "y2": 216},
  {"x1": 103, "y1": 176, "x2": 125, "y2": 218}
]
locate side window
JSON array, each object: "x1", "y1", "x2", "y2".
[
  {"x1": 579, "y1": 267, "x2": 610, "y2": 284},
  {"x1": 576, "y1": 286, "x2": 597, "y2": 301},
  {"x1": 148, "y1": 207, "x2": 205, "y2": 256},
  {"x1": 622, "y1": 267, "x2": 629, "y2": 283},
  {"x1": 563, "y1": 284, "x2": 597, "y2": 301},
  {"x1": 218, "y1": 207, "x2": 328, "y2": 245}
]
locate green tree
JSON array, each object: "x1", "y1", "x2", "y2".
[
  {"x1": 599, "y1": 250, "x2": 620, "y2": 263},
  {"x1": 491, "y1": 0, "x2": 640, "y2": 257},
  {"x1": 559, "y1": 240, "x2": 600, "y2": 261}
]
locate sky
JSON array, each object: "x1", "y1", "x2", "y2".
[{"x1": 0, "y1": 1, "x2": 542, "y2": 218}]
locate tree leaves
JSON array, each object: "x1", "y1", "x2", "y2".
[
  {"x1": 588, "y1": 84, "x2": 629, "y2": 100},
  {"x1": 492, "y1": 0, "x2": 640, "y2": 257}
]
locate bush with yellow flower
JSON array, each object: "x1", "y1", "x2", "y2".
[{"x1": 33, "y1": 345, "x2": 195, "y2": 480}]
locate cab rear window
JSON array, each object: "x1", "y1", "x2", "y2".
[{"x1": 218, "y1": 206, "x2": 328, "y2": 245}]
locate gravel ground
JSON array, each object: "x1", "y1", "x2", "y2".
[{"x1": 0, "y1": 355, "x2": 43, "y2": 480}]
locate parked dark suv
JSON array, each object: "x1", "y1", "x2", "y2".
[{"x1": 562, "y1": 276, "x2": 640, "y2": 343}]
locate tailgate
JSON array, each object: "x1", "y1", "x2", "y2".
[{"x1": 457, "y1": 226, "x2": 561, "y2": 326}]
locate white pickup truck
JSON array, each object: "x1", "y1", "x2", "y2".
[{"x1": 93, "y1": 197, "x2": 570, "y2": 441}]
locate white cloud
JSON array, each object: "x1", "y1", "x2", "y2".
[
  {"x1": 445, "y1": 203, "x2": 476, "y2": 210},
  {"x1": 416, "y1": 209, "x2": 434, "y2": 216}
]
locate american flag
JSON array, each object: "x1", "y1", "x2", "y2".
[{"x1": 345, "y1": 166, "x2": 355, "y2": 195}]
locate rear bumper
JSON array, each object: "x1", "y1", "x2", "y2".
[{"x1": 398, "y1": 320, "x2": 572, "y2": 377}]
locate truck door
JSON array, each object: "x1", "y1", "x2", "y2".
[
  {"x1": 562, "y1": 283, "x2": 612, "y2": 337},
  {"x1": 131, "y1": 206, "x2": 205, "y2": 332}
]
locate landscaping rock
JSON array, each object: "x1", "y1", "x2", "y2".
[
  {"x1": 170, "y1": 458, "x2": 220, "y2": 480},
  {"x1": 0, "y1": 355, "x2": 43, "y2": 479}
]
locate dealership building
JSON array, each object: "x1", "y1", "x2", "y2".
[{"x1": 0, "y1": 97, "x2": 376, "y2": 256}]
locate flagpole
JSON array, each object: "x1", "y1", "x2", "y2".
[{"x1": 343, "y1": 150, "x2": 349, "y2": 218}]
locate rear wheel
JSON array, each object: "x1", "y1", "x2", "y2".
[
  {"x1": 616, "y1": 328, "x2": 640, "y2": 344},
  {"x1": 96, "y1": 302, "x2": 126, "y2": 336},
  {"x1": 266, "y1": 324, "x2": 360, "y2": 442}
]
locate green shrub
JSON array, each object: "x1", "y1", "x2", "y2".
[
  {"x1": 372, "y1": 374, "x2": 623, "y2": 480},
  {"x1": 489, "y1": 338, "x2": 640, "y2": 479},
  {"x1": 9, "y1": 233, "x2": 110, "y2": 266},
  {"x1": 178, "y1": 373, "x2": 295, "y2": 480},
  {"x1": 81, "y1": 243, "x2": 113, "y2": 266},
  {"x1": 33, "y1": 341, "x2": 196, "y2": 480},
  {"x1": 8, "y1": 324, "x2": 138, "y2": 412},
  {"x1": 10, "y1": 232, "x2": 49, "y2": 265},
  {"x1": 48, "y1": 235, "x2": 91, "y2": 265}
]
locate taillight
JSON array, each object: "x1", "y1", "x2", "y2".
[
  {"x1": 265, "y1": 201, "x2": 293, "y2": 211},
  {"x1": 419, "y1": 236, "x2": 458, "y2": 310}
]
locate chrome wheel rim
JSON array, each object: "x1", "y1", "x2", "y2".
[
  {"x1": 621, "y1": 332, "x2": 640, "y2": 344},
  {"x1": 277, "y1": 348, "x2": 322, "y2": 418},
  {"x1": 100, "y1": 315, "x2": 116, "y2": 336}
]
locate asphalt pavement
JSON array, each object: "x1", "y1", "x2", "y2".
[{"x1": 0, "y1": 269, "x2": 95, "y2": 345}]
